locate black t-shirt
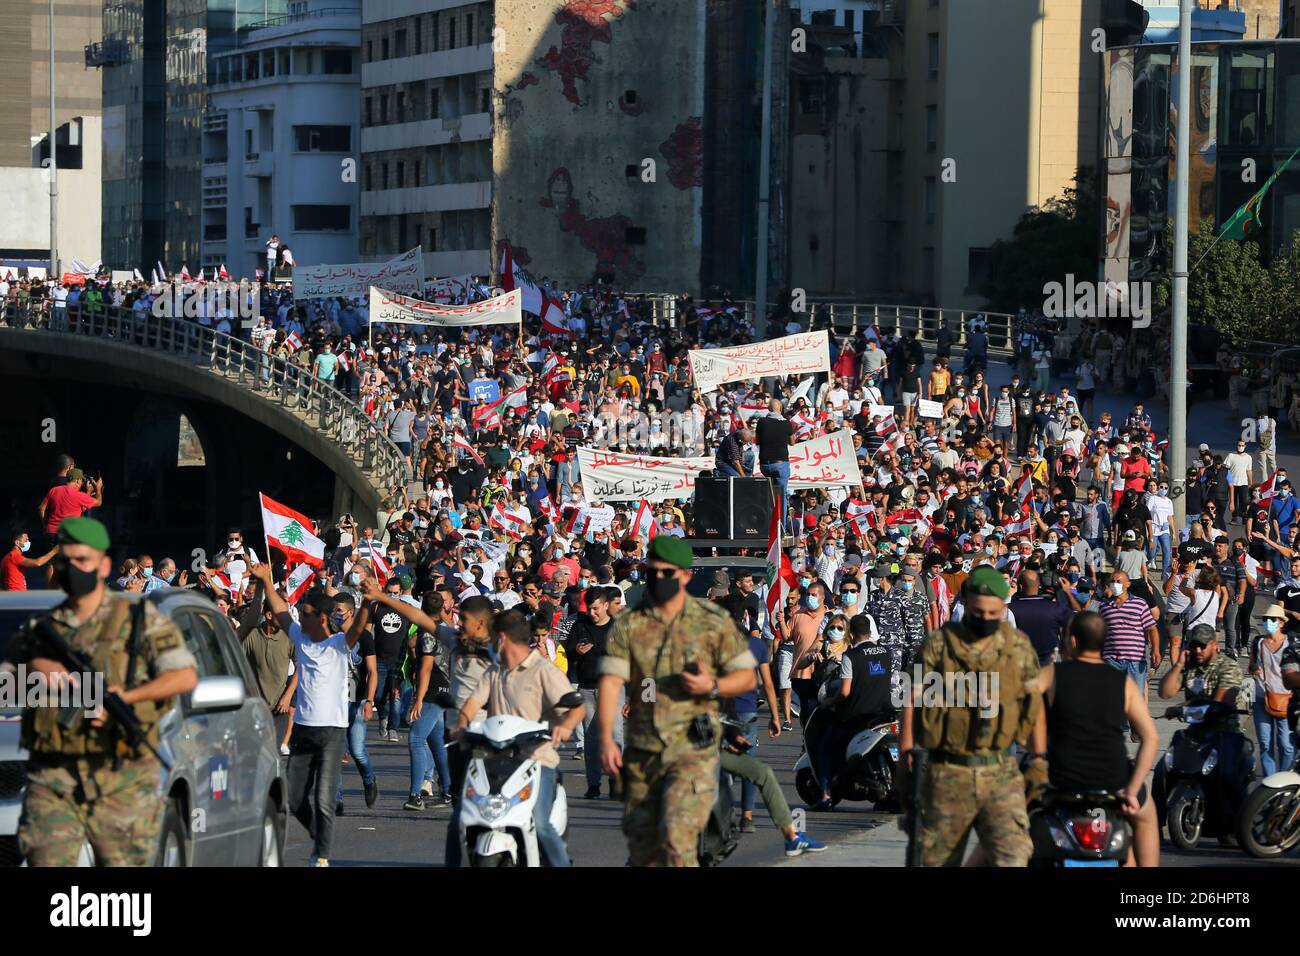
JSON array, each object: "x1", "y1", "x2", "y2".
[
  {"x1": 348, "y1": 630, "x2": 377, "y2": 703},
  {"x1": 1178, "y1": 539, "x2": 1213, "y2": 565},
  {"x1": 372, "y1": 601, "x2": 410, "y2": 664},
  {"x1": 1116, "y1": 502, "x2": 1151, "y2": 535},
  {"x1": 1276, "y1": 582, "x2": 1300, "y2": 637},
  {"x1": 852, "y1": 412, "x2": 874, "y2": 440},
  {"x1": 755, "y1": 416, "x2": 794, "y2": 464},
  {"x1": 1014, "y1": 387, "x2": 1036, "y2": 420}
]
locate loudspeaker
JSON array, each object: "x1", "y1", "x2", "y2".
[{"x1": 694, "y1": 477, "x2": 773, "y2": 540}]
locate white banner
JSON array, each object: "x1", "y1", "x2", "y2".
[
  {"x1": 917, "y1": 398, "x2": 944, "y2": 419},
  {"x1": 295, "y1": 247, "x2": 424, "y2": 298},
  {"x1": 689, "y1": 330, "x2": 830, "y2": 392},
  {"x1": 425, "y1": 273, "x2": 478, "y2": 301},
  {"x1": 575, "y1": 448, "x2": 715, "y2": 502},
  {"x1": 370, "y1": 286, "x2": 522, "y2": 327},
  {"x1": 788, "y1": 429, "x2": 864, "y2": 490},
  {"x1": 868, "y1": 404, "x2": 895, "y2": 420}
]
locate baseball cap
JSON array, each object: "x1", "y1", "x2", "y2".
[
  {"x1": 1185, "y1": 624, "x2": 1216, "y2": 648},
  {"x1": 1122, "y1": 530, "x2": 1137, "y2": 542}
]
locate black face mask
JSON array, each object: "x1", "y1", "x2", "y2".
[
  {"x1": 648, "y1": 576, "x2": 681, "y2": 605},
  {"x1": 54, "y1": 559, "x2": 100, "y2": 598},
  {"x1": 964, "y1": 616, "x2": 999, "y2": 639}
]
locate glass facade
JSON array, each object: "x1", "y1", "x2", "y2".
[
  {"x1": 101, "y1": 0, "x2": 284, "y2": 270},
  {"x1": 1105, "y1": 40, "x2": 1300, "y2": 284}
]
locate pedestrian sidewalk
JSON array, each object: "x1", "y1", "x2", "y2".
[{"x1": 779, "y1": 818, "x2": 906, "y2": 866}]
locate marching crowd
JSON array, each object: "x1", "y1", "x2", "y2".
[{"x1": 5, "y1": 264, "x2": 1300, "y2": 867}]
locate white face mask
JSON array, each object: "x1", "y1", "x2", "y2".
[{"x1": 228, "y1": 540, "x2": 241, "y2": 550}]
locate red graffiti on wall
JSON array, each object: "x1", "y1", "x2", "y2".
[
  {"x1": 659, "y1": 117, "x2": 703, "y2": 189},
  {"x1": 536, "y1": 0, "x2": 636, "y2": 106},
  {"x1": 539, "y1": 167, "x2": 646, "y2": 284}
]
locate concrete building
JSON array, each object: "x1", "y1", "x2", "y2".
[
  {"x1": 0, "y1": 0, "x2": 102, "y2": 271},
  {"x1": 204, "y1": 1, "x2": 362, "y2": 277}
]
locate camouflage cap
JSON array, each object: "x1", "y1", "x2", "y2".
[
  {"x1": 57, "y1": 516, "x2": 110, "y2": 552},
  {"x1": 1185, "y1": 623, "x2": 1216, "y2": 647},
  {"x1": 647, "y1": 534, "x2": 693, "y2": 570},
  {"x1": 965, "y1": 565, "x2": 1009, "y2": 600}
]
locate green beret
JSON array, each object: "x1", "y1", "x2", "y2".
[
  {"x1": 647, "y1": 535, "x2": 693, "y2": 570},
  {"x1": 965, "y1": 565, "x2": 1009, "y2": 600},
  {"x1": 57, "y1": 516, "x2": 110, "y2": 552}
]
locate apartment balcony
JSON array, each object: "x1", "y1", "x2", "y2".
[{"x1": 244, "y1": 152, "x2": 273, "y2": 178}]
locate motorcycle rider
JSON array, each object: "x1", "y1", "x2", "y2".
[
  {"x1": 1042, "y1": 611, "x2": 1160, "y2": 866},
  {"x1": 1155, "y1": 623, "x2": 1251, "y2": 820},
  {"x1": 812, "y1": 614, "x2": 895, "y2": 808},
  {"x1": 453, "y1": 609, "x2": 585, "y2": 867}
]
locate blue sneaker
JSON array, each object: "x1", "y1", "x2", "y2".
[{"x1": 784, "y1": 832, "x2": 828, "y2": 857}]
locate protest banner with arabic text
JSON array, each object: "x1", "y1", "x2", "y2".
[
  {"x1": 688, "y1": 330, "x2": 830, "y2": 392},
  {"x1": 788, "y1": 430, "x2": 863, "y2": 490},
  {"x1": 575, "y1": 448, "x2": 715, "y2": 502}
]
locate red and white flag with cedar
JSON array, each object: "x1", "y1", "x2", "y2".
[
  {"x1": 1001, "y1": 505, "x2": 1034, "y2": 538},
  {"x1": 500, "y1": 240, "x2": 545, "y2": 316},
  {"x1": 208, "y1": 570, "x2": 240, "y2": 599},
  {"x1": 285, "y1": 331, "x2": 303, "y2": 352},
  {"x1": 453, "y1": 430, "x2": 484, "y2": 465},
  {"x1": 536, "y1": 493, "x2": 560, "y2": 526},
  {"x1": 540, "y1": 297, "x2": 569, "y2": 336},
  {"x1": 1015, "y1": 468, "x2": 1034, "y2": 509},
  {"x1": 1257, "y1": 469, "x2": 1279, "y2": 505},
  {"x1": 259, "y1": 493, "x2": 325, "y2": 568},
  {"x1": 790, "y1": 411, "x2": 817, "y2": 438},
  {"x1": 179, "y1": 264, "x2": 191, "y2": 281},
  {"x1": 490, "y1": 500, "x2": 529, "y2": 539},
  {"x1": 633, "y1": 500, "x2": 658, "y2": 541},
  {"x1": 764, "y1": 505, "x2": 797, "y2": 636},
  {"x1": 218, "y1": 262, "x2": 230, "y2": 280},
  {"x1": 473, "y1": 396, "x2": 505, "y2": 431},
  {"x1": 337, "y1": 350, "x2": 352, "y2": 372},
  {"x1": 355, "y1": 539, "x2": 390, "y2": 586},
  {"x1": 875, "y1": 416, "x2": 903, "y2": 452},
  {"x1": 285, "y1": 563, "x2": 316, "y2": 605},
  {"x1": 502, "y1": 384, "x2": 529, "y2": 412},
  {"x1": 845, "y1": 499, "x2": 878, "y2": 536}
]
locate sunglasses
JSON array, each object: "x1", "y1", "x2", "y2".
[{"x1": 645, "y1": 568, "x2": 680, "y2": 580}]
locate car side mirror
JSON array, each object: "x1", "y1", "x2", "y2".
[
  {"x1": 190, "y1": 675, "x2": 247, "y2": 712},
  {"x1": 557, "y1": 691, "x2": 584, "y2": 710}
]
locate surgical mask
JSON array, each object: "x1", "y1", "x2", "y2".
[
  {"x1": 349, "y1": 571, "x2": 362, "y2": 586},
  {"x1": 840, "y1": 592, "x2": 857, "y2": 607},
  {"x1": 141, "y1": 567, "x2": 153, "y2": 579},
  {"x1": 19, "y1": 540, "x2": 30, "y2": 553},
  {"x1": 826, "y1": 627, "x2": 844, "y2": 641},
  {"x1": 629, "y1": 569, "x2": 640, "y2": 582},
  {"x1": 436, "y1": 481, "x2": 445, "y2": 489},
  {"x1": 985, "y1": 545, "x2": 995, "y2": 554},
  {"x1": 1158, "y1": 488, "x2": 1167, "y2": 497},
  {"x1": 800, "y1": 577, "x2": 813, "y2": 589},
  {"x1": 900, "y1": 580, "x2": 913, "y2": 592},
  {"x1": 579, "y1": 578, "x2": 590, "y2": 590},
  {"x1": 1264, "y1": 619, "x2": 1282, "y2": 634},
  {"x1": 228, "y1": 540, "x2": 241, "y2": 550},
  {"x1": 804, "y1": 595, "x2": 821, "y2": 611},
  {"x1": 896, "y1": 544, "x2": 906, "y2": 555},
  {"x1": 1282, "y1": 490, "x2": 1292, "y2": 499},
  {"x1": 1111, "y1": 582, "x2": 1124, "y2": 597}
]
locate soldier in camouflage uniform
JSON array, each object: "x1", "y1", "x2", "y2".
[
  {"x1": 898, "y1": 566, "x2": 1045, "y2": 866},
  {"x1": 596, "y1": 535, "x2": 756, "y2": 866},
  {"x1": 1, "y1": 518, "x2": 198, "y2": 866}
]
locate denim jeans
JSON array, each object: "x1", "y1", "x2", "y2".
[
  {"x1": 334, "y1": 700, "x2": 375, "y2": 804},
  {"x1": 715, "y1": 462, "x2": 742, "y2": 479},
  {"x1": 1253, "y1": 693, "x2": 1297, "y2": 777},
  {"x1": 409, "y1": 700, "x2": 451, "y2": 796},
  {"x1": 1222, "y1": 599, "x2": 1240, "y2": 655},
  {"x1": 376, "y1": 660, "x2": 403, "y2": 726},
  {"x1": 1105, "y1": 657, "x2": 1148, "y2": 690},
  {"x1": 579, "y1": 686, "x2": 624, "y2": 790},
  {"x1": 791, "y1": 678, "x2": 819, "y2": 729},
  {"x1": 287, "y1": 724, "x2": 347, "y2": 860},
  {"x1": 761, "y1": 461, "x2": 791, "y2": 532},
  {"x1": 1150, "y1": 532, "x2": 1172, "y2": 575},
  {"x1": 534, "y1": 766, "x2": 571, "y2": 866},
  {"x1": 731, "y1": 711, "x2": 761, "y2": 811}
]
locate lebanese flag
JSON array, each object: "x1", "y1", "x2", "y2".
[
  {"x1": 541, "y1": 352, "x2": 559, "y2": 381},
  {"x1": 453, "y1": 430, "x2": 484, "y2": 465},
  {"x1": 209, "y1": 571, "x2": 240, "y2": 599},
  {"x1": 1015, "y1": 469, "x2": 1034, "y2": 509},
  {"x1": 502, "y1": 384, "x2": 529, "y2": 412},
  {"x1": 886, "y1": 507, "x2": 923, "y2": 527},
  {"x1": 218, "y1": 262, "x2": 230, "y2": 280},
  {"x1": 285, "y1": 563, "x2": 316, "y2": 605},
  {"x1": 337, "y1": 350, "x2": 353, "y2": 372},
  {"x1": 1001, "y1": 506, "x2": 1034, "y2": 537},
  {"x1": 473, "y1": 396, "x2": 505, "y2": 431},
  {"x1": 255, "y1": 268, "x2": 265, "y2": 282},
  {"x1": 259, "y1": 493, "x2": 325, "y2": 568},
  {"x1": 791, "y1": 411, "x2": 817, "y2": 437},
  {"x1": 875, "y1": 416, "x2": 903, "y2": 452},
  {"x1": 540, "y1": 297, "x2": 569, "y2": 336},
  {"x1": 132, "y1": 268, "x2": 143, "y2": 282},
  {"x1": 490, "y1": 500, "x2": 528, "y2": 539},
  {"x1": 156, "y1": 261, "x2": 167, "y2": 281},
  {"x1": 845, "y1": 499, "x2": 878, "y2": 535},
  {"x1": 285, "y1": 331, "x2": 303, "y2": 352},
  {"x1": 179, "y1": 264, "x2": 191, "y2": 280},
  {"x1": 764, "y1": 506, "x2": 797, "y2": 635},
  {"x1": 355, "y1": 539, "x2": 390, "y2": 586},
  {"x1": 500, "y1": 240, "x2": 545, "y2": 316},
  {"x1": 1257, "y1": 469, "x2": 1279, "y2": 502},
  {"x1": 536, "y1": 493, "x2": 560, "y2": 526},
  {"x1": 633, "y1": 500, "x2": 658, "y2": 541}
]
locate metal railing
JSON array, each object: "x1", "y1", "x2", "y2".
[{"x1": 1, "y1": 302, "x2": 407, "y2": 496}]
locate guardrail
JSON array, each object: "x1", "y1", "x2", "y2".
[{"x1": 1, "y1": 302, "x2": 407, "y2": 496}]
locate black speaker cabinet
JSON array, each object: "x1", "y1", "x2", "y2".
[{"x1": 693, "y1": 476, "x2": 773, "y2": 539}]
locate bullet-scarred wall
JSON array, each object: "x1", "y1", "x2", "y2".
[{"x1": 492, "y1": 0, "x2": 705, "y2": 292}]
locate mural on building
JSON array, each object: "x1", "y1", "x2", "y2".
[
  {"x1": 539, "y1": 167, "x2": 647, "y2": 284},
  {"x1": 660, "y1": 117, "x2": 703, "y2": 189},
  {"x1": 1104, "y1": 49, "x2": 1134, "y2": 288},
  {"x1": 536, "y1": 0, "x2": 636, "y2": 106}
]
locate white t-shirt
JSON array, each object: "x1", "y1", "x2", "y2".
[
  {"x1": 1146, "y1": 494, "x2": 1174, "y2": 536},
  {"x1": 1224, "y1": 451, "x2": 1252, "y2": 486},
  {"x1": 289, "y1": 623, "x2": 351, "y2": 728}
]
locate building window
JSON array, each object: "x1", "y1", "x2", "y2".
[
  {"x1": 294, "y1": 125, "x2": 351, "y2": 152},
  {"x1": 466, "y1": 13, "x2": 474, "y2": 44},
  {"x1": 430, "y1": 87, "x2": 440, "y2": 119},
  {"x1": 844, "y1": 9, "x2": 854, "y2": 31},
  {"x1": 449, "y1": 16, "x2": 457, "y2": 49},
  {"x1": 395, "y1": 29, "x2": 407, "y2": 58},
  {"x1": 322, "y1": 49, "x2": 352, "y2": 74},
  {"x1": 364, "y1": 97, "x2": 372, "y2": 126},
  {"x1": 414, "y1": 17, "x2": 422, "y2": 54},
  {"x1": 293, "y1": 205, "x2": 351, "y2": 231},
  {"x1": 432, "y1": 13, "x2": 439, "y2": 52},
  {"x1": 924, "y1": 176, "x2": 937, "y2": 224},
  {"x1": 366, "y1": 39, "x2": 372, "y2": 63},
  {"x1": 244, "y1": 207, "x2": 257, "y2": 238},
  {"x1": 925, "y1": 105, "x2": 938, "y2": 152},
  {"x1": 380, "y1": 93, "x2": 389, "y2": 124},
  {"x1": 382, "y1": 164, "x2": 389, "y2": 190},
  {"x1": 396, "y1": 91, "x2": 406, "y2": 122},
  {"x1": 364, "y1": 164, "x2": 372, "y2": 191},
  {"x1": 1227, "y1": 49, "x2": 1274, "y2": 146},
  {"x1": 928, "y1": 33, "x2": 940, "y2": 79},
  {"x1": 396, "y1": 161, "x2": 405, "y2": 188},
  {"x1": 966, "y1": 247, "x2": 989, "y2": 293},
  {"x1": 481, "y1": 88, "x2": 491, "y2": 113},
  {"x1": 382, "y1": 37, "x2": 389, "y2": 60},
  {"x1": 625, "y1": 227, "x2": 646, "y2": 245}
]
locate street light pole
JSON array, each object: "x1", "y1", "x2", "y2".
[
  {"x1": 48, "y1": 0, "x2": 59, "y2": 281},
  {"x1": 754, "y1": 0, "x2": 775, "y2": 331},
  {"x1": 1169, "y1": 0, "x2": 1192, "y2": 529}
]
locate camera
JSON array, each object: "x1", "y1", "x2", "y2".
[{"x1": 688, "y1": 713, "x2": 716, "y2": 749}]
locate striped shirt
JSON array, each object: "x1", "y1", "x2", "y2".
[{"x1": 1100, "y1": 597, "x2": 1155, "y2": 661}]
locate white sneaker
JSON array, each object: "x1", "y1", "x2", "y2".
[
  {"x1": 313, "y1": 857, "x2": 330, "y2": 867},
  {"x1": 421, "y1": 779, "x2": 434, "y2": 797},
  {"x1": 279, "y1": 743, "x2": 290, "y2": 756}
]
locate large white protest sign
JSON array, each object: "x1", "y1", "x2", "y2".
[
  {"x1": 370, "y1": 286, "x2": 522, "y2": 327},
  {"x1": 917, "y1": 398, "x2": 944, "y2": 419},
  {"x1": 296, "y1": 247, "x2": 424, "y2": 298},
  {"x1": 689, "y1": 330, "x2": 829, "y2": 392},
  {"x1": 788, "y1": 430, "x2": 864, "y2": 490},
  {"x1": 868, "y1": 404, "x2": 896, "y2": 420},
  {"x1": 576, "y1": 448, "x2": 714, "y2": 502}
]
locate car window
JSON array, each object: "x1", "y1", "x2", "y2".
[
  {"x1": 200, "y1": 610, "x2": 258, "y2": 697},
  {"x1": 176, "y1": 612, "x2": 233, "y2": 678}
]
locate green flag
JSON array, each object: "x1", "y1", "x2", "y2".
[{"x1": 1218, "y1": 145, "x2": 1300, "y2": 241}]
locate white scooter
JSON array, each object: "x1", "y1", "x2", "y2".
[
  {"x1": 456, "y1": 691, "x2": 582, "y2": 867},
  {"x1": 1236, "y1": 758, "x2": 1300, "y2": 859},
  {"x1": 793, "y1": 684, "x2": 899, "y2": 809}
]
